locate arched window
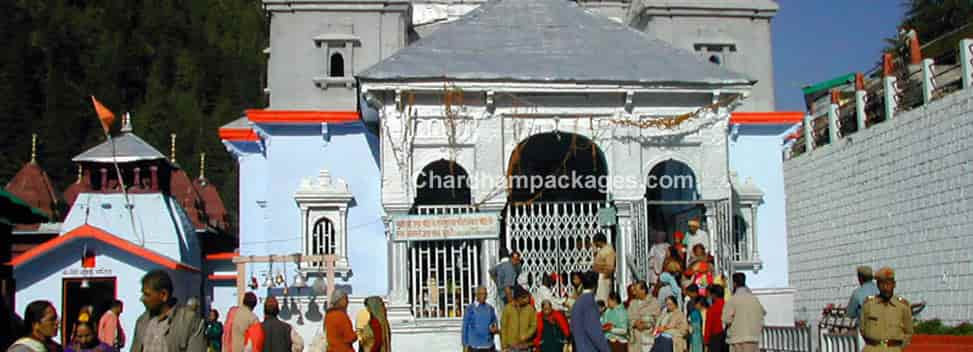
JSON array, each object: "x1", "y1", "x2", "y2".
[
  {"x1": 330, "y1": 53, "x2": 345, "y2": 77},
  {"x1": 311, "y1": 217, "x2": 336, "y2": 255}
]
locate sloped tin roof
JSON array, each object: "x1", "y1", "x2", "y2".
[{"x1": 72, "y1": 133, "x2": 167, "y2": 163}]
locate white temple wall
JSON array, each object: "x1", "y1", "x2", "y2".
[{"x1": 375, "y1": 89, "x2": 734, "y2": 208}]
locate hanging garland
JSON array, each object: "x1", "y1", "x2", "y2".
[{"x1": 608, "y1": 96, "x2": 739, "y2": 130}]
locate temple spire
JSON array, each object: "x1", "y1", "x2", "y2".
[
  {"x1": 170, "y1": 133, "x2": 177, "y2": 164},
  {"x1": 30, "y1": 133, "x2": 37, "y2": 164},
  {"x1": 199, "y1": 153, "x2": 206, "y2": 179}
]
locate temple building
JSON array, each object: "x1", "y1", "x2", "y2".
[
  {"x1": 220, "y1": 0, "x2": 799, "y2": 349},
  {"x1": 9, "y1": 116, "x2": 231, "y2": 341}
]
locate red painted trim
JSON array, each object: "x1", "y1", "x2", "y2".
[
  {"x1": 218, "y1": 128, "x2": 259, "y2": 142},
  {"x1": 246, "y1": 110, "x2": 360, "y2": 124},
  {"x1": 208, "y1": 274, "x2": 237, "y2": 281},
  {"x1": 906, "y1": 335, "x2": 973, "y2": 352},
  {"x1": 9, "y1": 224, "x2": 200, "y2": 272},
  {"x1": 730, "y1": 111, "x2": 805, "y2": 125},
  {"x1": 205, "y1": 252, "x2": 237, "y2": 260}
]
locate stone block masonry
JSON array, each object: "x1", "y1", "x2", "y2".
[{"x1": 784, "y1": 88, "x2": 973, "y2": 325}]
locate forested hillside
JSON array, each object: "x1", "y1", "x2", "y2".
[{"x1": 0, "y1": 0, "x2": 269, "y2": 223}]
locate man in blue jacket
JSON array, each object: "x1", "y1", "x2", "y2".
[
  {"x1": 570, "y1": 271, "x2": 611, "y2": 352},
  {"x1": 462, "y1": 286, "x2": 499, "y2": 352}
]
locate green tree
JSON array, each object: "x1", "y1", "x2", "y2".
[{"x1": 0, "y1": 0, "x2": 269, "y2": 228}]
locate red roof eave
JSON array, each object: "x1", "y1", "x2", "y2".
[
  {"x1": 9, "y1": 224, "x2": 200, "y2": 273},
  {"x1": 245, "y1": 110, "x2": 360, "y2": 124},
  {"x1": 218, "y1": 128, "x2": 259, "y2": 142},
  {"x1": 208, "y1": 274, "x2": 237, "y2": 281},
  {"x1": 730, "y1": 111, "x2": 805, "y2": 125},
  {"x1": 205, "y1": 252, "x2": 237, "y2": 261}
]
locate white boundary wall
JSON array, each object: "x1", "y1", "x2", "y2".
[{"x1": 784, "y1": 89, "x2": 973, "y2": 325}]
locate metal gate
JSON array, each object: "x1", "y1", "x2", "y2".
[
  {"x1": 629, "y1": 199, "x2": 734, "y2": 279},
  {"x1": 505, "y1": 201, "x2": 609, "y2": 294},
  {"x1": 408, "y1": 205, "x2": 483, "y2": 320}
]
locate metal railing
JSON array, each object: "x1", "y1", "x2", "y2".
[
  {"x1": 819, "y1": 333, "x2": 859, "y2": 352},
  {"x1": 787, "y1": 38, "x2": 973, "y2": 160},
  {"x1": 409, "y1": 205, "x2": 482, "y2": 320},
  {"x1": 761, "y1": 326, "x2": 814, "y2": 352}
]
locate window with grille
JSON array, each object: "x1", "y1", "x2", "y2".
[
  {"x1": 407, "y1": 160, "x2": 482, "y2": 319},
  {"x1": 311, "y1": 217, "x2": 337, "y2": 256},
  {"x1": 408, "y1": 238, "x2": 482, "y2": 319}
]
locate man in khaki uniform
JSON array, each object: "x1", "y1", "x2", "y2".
[
  {"x1": 860, "y1": 267, "x2": 913, "y2": 352},
  {"x1": 592, "y1": 232, "x2": 616, "y2": 302}
]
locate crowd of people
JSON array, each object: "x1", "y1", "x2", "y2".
[
  {"x1": 2, "y1": 269, "x2": 393, "y2": 352},
  {"x1": 470, "y1": 220, "x2": 768, "y2": 352},
  {"x1": 3, "y1": 218, "x2": 769, "y2": 352}
]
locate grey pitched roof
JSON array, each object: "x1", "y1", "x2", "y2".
[
  {"x1": 639, "y1": 0, "x2": 778, "y2": 11},
  {"x1": 72, "y1": 133, "x2": 167, "y2": 163},
  {"x1": 358, "y1": 0, "x2": 753, "y2": 85}
]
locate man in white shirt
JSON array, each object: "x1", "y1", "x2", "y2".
[
  {"x1": 533, "y1": 273, "x2": 565, "y2": 311},
  {"x1": 684, "y1": 219, "x2": 709, "y2": 266}
]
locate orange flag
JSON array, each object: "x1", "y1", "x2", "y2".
[{"x1": 90, "y1": 96, "x2": 115, "y2": 133}]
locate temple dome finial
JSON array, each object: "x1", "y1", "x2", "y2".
[{"x1": 121, "y1": 113, "x2": 133, "y2": 133}]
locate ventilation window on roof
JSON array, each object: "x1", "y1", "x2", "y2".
[{"x1": 709, "y1": 55, "x2": 722, "y2": 65}]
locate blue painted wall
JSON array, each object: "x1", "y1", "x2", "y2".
[
  {"x1": 729, "y1": 125, "x2": 795, "y2": 289},
  {"x1": 15, "y1": 238, "x2": 201, "y2": 345},
  {"x1": 232, "y1": 122, "x2": 387, "y2": 297}
]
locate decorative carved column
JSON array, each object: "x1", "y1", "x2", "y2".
[
  {"x1": 613, "y1": 199, "x2": 634, "y2": 289},
  {"x1": 383, "y1": 204, "x2": 414, "y2": 324}
]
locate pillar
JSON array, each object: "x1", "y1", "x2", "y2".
[
  {"x1": 802, "y1": 115, "x2": 814, "y2": 152},
  {"x1": 960, "y1": 39, "x2": 972, "y2": 90},
  {"x1": 921, "y1": 58, "x2": 935, "y2": 103},
  {"x1": 827, "y1": 90, "x2": 840, "y2": 142},
  {"x1": 883, "y1": 76, "x2": 898, "y2": 120}
]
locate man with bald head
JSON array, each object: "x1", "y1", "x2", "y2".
[{"x1": 462, "y1": 286, "x2": 499, "y2": 352}]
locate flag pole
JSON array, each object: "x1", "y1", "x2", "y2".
[
  {"x1": 110, "y1": 114, "x2": 143, "y2": 245},
  {"x1": 91, "y1": 97, "x2": 142, "y2": 245}
]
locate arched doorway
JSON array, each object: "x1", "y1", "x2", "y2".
[
  {"x1": 414, "y1": 159, "x2": 471, "y2": 207},
  {"x1": 629, "y1": 159, "x2": 705, "y2": 284},
  {"x1": 504, "y1": 132, "x2": 610, "y2": 292},
  {"x1": 407, "y1": 159, "x2": 480, "y2": 319},
  {"x1": 507, "y1": 132, "x2": 607, "y2": 202},
  {"x1": 645, "y1": 159, "x2": 703, "y2": 238}
]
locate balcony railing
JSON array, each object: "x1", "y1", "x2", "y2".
[{"x1": 787, "y1": 38, "x2": 973, "y2": 159}]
